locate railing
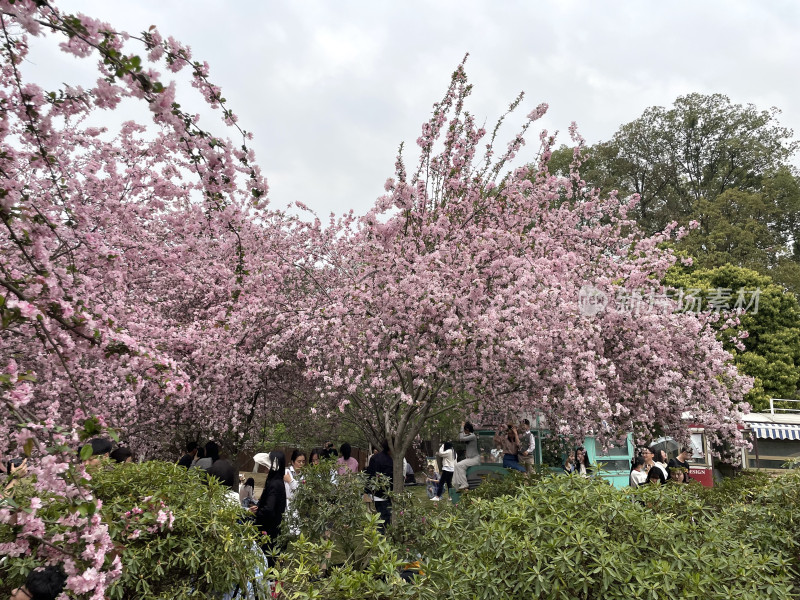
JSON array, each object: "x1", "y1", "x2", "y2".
[{"x1": 769, "y1": 398, "x2": 800, "y2": 414}]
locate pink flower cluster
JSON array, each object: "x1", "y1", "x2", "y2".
[
  {"x1": 121, "y1": 499, "x2": 175, "y2": 539},
  {"x1": 291, "y1": 60, "x2": 752, "y2": 483}
]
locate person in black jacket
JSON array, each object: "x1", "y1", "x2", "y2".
[
  {"x1": 250, "y1": 451, "x2": 287, "y2": 566},
  {"x1": 364, "y1": 441, "x2": 393, "y2": 533},
  {"x1": 177, "y1": 441, "x2": 198, "y2": 468},
  {"x1": 667, "y1": 447, "x2": 692, "y2": 483}
]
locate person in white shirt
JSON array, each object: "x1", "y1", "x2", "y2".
[
  {"x1": 629, "y1": 456, "x2": 647, "y2": 487},
  {"x1": 284, "y1": 449, "x2": 306, "y2": 536},
  {"x1": 284, "y1": 449, "x2": 306, "y2": 504},
  {"x1": 432, "y1": 442, "x2": 455, "y2": 501},
  {"x1": 649, "y1": 448, "x2": 668, "y2": 485}
]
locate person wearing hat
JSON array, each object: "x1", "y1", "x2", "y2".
[{"x1": 250, "y1": 451, "x2": 287, "y2": 567}]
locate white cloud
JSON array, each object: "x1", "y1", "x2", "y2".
[{"x1": 25, "y1": 0, "x2": 800, "y2": 217}]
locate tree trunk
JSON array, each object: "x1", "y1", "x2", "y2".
[{"x1": 392, "y1": 452, "x2": 406, "y2": 494}]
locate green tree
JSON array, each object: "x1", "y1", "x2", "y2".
[
  {"x1": 554, "y1": 94, "x2": 800, "y2": 291},
  {"x1": 664, "y1": 264, "x2": 800, "y2": 411},
  {"x1": 679, "y1": 169, "x2": 800, "y2": 293},
  {"x1": 607, "y1": 94, "x2": 796, "y2": 232}
]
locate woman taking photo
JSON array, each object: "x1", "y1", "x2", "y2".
[
  {"x1": 452, "y1": 422, "x2": 481, "y2": 492},
  {"x1": 432, "y1": 441, "x2": 455, "y2": 501},
  {"x1": 493, "y1": 424, "x2": 526, "y2": 473}
]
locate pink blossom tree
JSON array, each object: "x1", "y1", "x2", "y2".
[
  {"x1": 297, "y1": 63, "x2": 751, "y2": 491},
  {"x1": 0, "y1": 1, "x2": 311, "y2": 595},
  {"x1": 0, "y1": 2, "x2": 754, "y2": 594}
]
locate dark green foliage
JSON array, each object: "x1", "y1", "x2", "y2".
[
  {"x1": 665, "y1": 264, "x2": 800, "y2": 409},
  {"x1": 587, "y1": 94, "x2": 797, "y2": 235},
  {"x1": 690, "y1": 469, "x2": 773, "y2": 509},
  {"x1": 278, "y1": 469, "x2": 800, "y2": 599},
  {"x1": 550, "y1": 94, "x2": 800, "y2": 293},
  {"x1": 275, "y1": 511, "x2": 425, "y2": 600},
  {"x1": 423, "y1": 474, "x2": 798, "y2": 599},
  {"x1": 9, "y1": 459, "x2": 800, "y2": 599},
  {"x1": 280, "y1": 460, "x2": 374, "y2": 565},
  {"x1": 384, "y1": 489, "x2": 437, "y2": 556},
  {"x1": 276, "y1": 461, "x2": 427, "y2": 599},
  {"x1": 457, "y1": 467, "x2": 545, "y2": 503}
]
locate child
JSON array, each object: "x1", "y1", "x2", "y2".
[{"x1": 425, "y1": 465, "x2": 440, "y2": 499}]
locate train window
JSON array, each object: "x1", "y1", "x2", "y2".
[
  {"x1": 539, "y1": 433, "x2": 570, "y2": 469},
  {"x1": 649, "y1": 433, "x2": 708, "y2": 465},
  {"x1": 595, "y1": 459, "x2": 631, "y2": 472},
  {"x1": 596, "y1": 438, "x2": 629, "y2": 457},
  {"x1": 688, "y1": 432, "x2": 707, "y2": 465}
]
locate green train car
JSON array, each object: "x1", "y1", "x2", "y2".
[{"x1": 445, "y1": 426, "x2": 715, "y2": 502}]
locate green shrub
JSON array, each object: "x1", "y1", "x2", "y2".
[
  {"x1": 281, "y1": 461, "x2": 373, "y2": 566},
  {"x1": 421, "y1": 474, "x2": 797, "y2": 599},
  {"x1": 246, "y1": 469, "x2": 800, "y2": 599},
  {"x1": 1, "y1": 460, "x2": 269, "y2": 599},
  {"x1": 91, "y1": 461, "x2": 268, "y2": 599},
  {"x1": 384, "y1": 490, "x2": 436, "y2": 557},
  {"x1": 276, "y1": 462, "x2": 433, "y2": 599},
  {"x1": 275, "y1": 513, "x2": 426, "y2": 600},
  {"x1": 19, "y1": 462, "x2": 789, "y2": 600},
  {"x1": 689, "y1": 469, "x2": 774, "y2": 510},
  {"x1": 457, "y1": 467, "x2": 545, "y2": 504}
]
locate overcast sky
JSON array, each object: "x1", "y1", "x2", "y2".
[{"x1": 30, "y1": 1, "x2": 800, "y2": 218}]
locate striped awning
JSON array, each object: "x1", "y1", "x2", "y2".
[{"x1": 750, "y1": 423, "x2": 800, "y2": 440}]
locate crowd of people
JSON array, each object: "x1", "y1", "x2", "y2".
[
  {"x1": 423, "y1": 419, "x2": 696, "y2": 501},
  {"x1": 428, "y1": 419, "x2": 537, "y2": 501},
  {"x1": 628, "y1": 446, "x2": 693, "y2": 486},
  {"x1": 176, "y1": 439, "x2": 398, "y2": 559}
]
